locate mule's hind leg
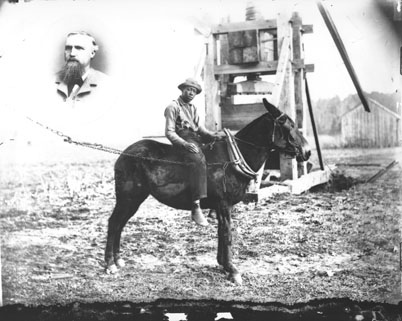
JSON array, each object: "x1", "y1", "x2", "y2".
[
  {"x1": 105, "y1": 189, "x2": 148, "y2": 274},
  {"x1": 112, "y1": 192, "x2": 148, "y2": 268}
]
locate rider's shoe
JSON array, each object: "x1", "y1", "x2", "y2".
[{"x1": 191, "y1": 203, "x2": 209, "y2": 226}]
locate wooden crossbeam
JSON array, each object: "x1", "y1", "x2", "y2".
[
  {"x1": 214, "y1": 61, "x2": 278, "y2": 75},
  {"x1": 212, "y1": 19, "x2": 277, "y2": 34},
  {"x1": 214, "y1": 61, "x2": 313, "y2": 76}
]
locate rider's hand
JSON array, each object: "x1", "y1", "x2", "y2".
[
  {"x1": 214, "y1": 132, "x2": 226, "y2": 140},
  {"x1": 184, "y1": 142, "x2": 199, "y2": 153}
]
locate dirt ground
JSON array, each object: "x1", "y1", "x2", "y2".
[{"x1": 0, "y1": 146, "x2": 401, "y2": 307}]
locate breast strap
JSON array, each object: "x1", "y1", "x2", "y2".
[{"x1": 223, "y1": 128, "x2": 258, "y2": 180}]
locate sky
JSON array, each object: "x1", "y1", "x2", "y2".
[{"x1": 0, "y1": 0, "x2": 400, "y2": 160}]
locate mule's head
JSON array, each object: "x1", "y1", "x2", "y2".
[{"x1": 263, "y1": 98, "x2": 311, "y2": 162}]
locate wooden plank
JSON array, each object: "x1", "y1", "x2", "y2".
[
  {"x1": 292, "y1": 12, "x2": 304, "y2": 130},
  {"x1": 0, "y1": 243, "x2": 2, "y2": 307},
  {"x1": 219, "y1": 34, "x2": 230, "y2": 66},
  {"x1": 304, "y1": 64, "x2": 315, "y2": 73},
  {"x1": 243, "y1": 183, "x2": 290, "y2": 203},
  {"x1": 366, "y1": 160, "x2": 398, "y2": 183},
  {"x1": 221, "y1": 103, "x2": 266, "y2": 130},
  {"x1": 275, "y1": 19, "x2": 297, "y2": 182},
  {"x1": 244, "y1": 168, "x2": 333, "y2": 201},
  {"x1": 280, "y1": 153, "x2": 298, "y2": 180},
  {"x1": 212, "y1": 19, "x2": 277, "y2": 34},
  {"x1": 292, "y1": 59, "x2": 315, "y2": 72},
  {"x1": 214, "y1": 61, "x2": 278, "y2": 75},
  {"x1": 317, "y1": 1, "x2": 370, "y2": 112},
  {"x1": 271, "y1": 33, "x2": 291, "y2": 107},
  {"x1": 205, "y1": 34, "x2": 221, "y2": 130},
  {"x1": 283, "y1": 168, "x2": 332, "y2": 194},
  {"x1": 302, "y1": 24, "x2": 313, "y2": 34},
  {"x1": 230, "y1": 80, "x2": 274, "y2": 95}
]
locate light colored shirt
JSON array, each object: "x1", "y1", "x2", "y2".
[{"x1": 164, "y1": 96, "x2": 211, "y2": 146}]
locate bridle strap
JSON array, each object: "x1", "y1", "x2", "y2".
[{"x1": 275, "y1": 113, "x2": 285, "y2": 122}]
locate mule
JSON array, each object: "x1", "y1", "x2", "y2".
[{"x1": 104, "y1": 98, "x2": 311, "y2": 284}]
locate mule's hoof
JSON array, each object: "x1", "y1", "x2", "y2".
[
  {"x1": 230, "y1": 273, "x2": 243, "y2": 286},
  {"x1": 116, "y1": 258, "x2": 125, "y2": 268},
  {"x1": 106, "y1": 264, "x2": 118, "y2": 274}
]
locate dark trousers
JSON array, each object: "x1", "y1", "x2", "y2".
[{"x1": 176, "y1": 129, "x2": 207, "y2": 201}]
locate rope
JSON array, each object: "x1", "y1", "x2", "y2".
[
  {"x1": 0, "y1": 138, "x2": 15, "y2": 147},
  {"x1": 24, "y1": 115, "x2": 233, "y2": 167}
]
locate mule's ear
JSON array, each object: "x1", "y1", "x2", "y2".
[{"x1": 263, "y1": 98, "x2": 280, "y2": 116}]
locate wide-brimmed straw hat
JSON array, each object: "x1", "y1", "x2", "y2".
[{"x1": 178, "y1": 78, "x2": 202, "y2": 94}]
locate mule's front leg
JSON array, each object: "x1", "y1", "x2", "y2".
[{"x1": 217, "y1": 201, "x2": 242, "y2": 285}]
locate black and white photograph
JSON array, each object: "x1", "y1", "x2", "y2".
[{"x1": 0, "y1": 0, "x2": 401, "y2": 320}]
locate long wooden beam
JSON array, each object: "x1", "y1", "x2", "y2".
[
  {"x1": 212, "y1": 19, "x2": 277, "y2": 34},
  {"x1": 214, "y1": 61, "x2": 278, "y2": 75},
  {"x1": 317, "y1": 1, "x2": 370, "y2": 112},
  {"x1": 0, "y1": 244, "x2": 2, "y2": 307},
  {"x1": 214, "y1": 61, "x2": 314, "y2": 76}
]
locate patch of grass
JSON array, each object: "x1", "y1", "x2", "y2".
[{"x1": 0, "y1": 149, "x2": 401, "y2": 305}]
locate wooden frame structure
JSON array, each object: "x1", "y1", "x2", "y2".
[{"x1": 203, "y1": 12, "x2": 331, "y2": 202}]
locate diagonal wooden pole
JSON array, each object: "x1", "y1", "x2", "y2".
[
  {"x1": 316, "y1": 0, "x2": 370, "y2": 112},
  {"x1": 0, "y1": 243, "x2": 2, "y2": 307}
]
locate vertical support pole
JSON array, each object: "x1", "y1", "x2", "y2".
[
  {"x1": 292, "y1": 12, "x2": 307, "y2": 177},
  {"x1": 292, "y1": 12, "x2": 304, "y2": 130},
  {"x1": 0, "y1": 243, "x2": 2, "y2": 307},
  {"x1": 398, "y1": 102, "x2": 402, "y2": 146},
  {"x1": 204, "y1": 34, "x2": 221, "y2": 131},
  {"x1": 276, "y1": 10, "x2": 297, "y2": 181},
  {"x1": 305, "y1": 76, "x2": 324, "y2": 170}
]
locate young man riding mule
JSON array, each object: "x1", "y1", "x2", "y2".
[{"x1": 164, "y1": 78, "x2": 224, "y2": 226}]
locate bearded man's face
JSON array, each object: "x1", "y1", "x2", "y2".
[
  {"x1": 58, "y1": 34, "x2": 96, "y2": 85},
  {"x1": 58, "y1": 60, "x2": 85, "y2": 85}
]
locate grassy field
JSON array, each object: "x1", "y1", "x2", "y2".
[{"x1": 0, "y1": 145, "x2": 401, "y2": 306}]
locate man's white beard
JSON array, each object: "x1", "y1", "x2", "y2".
[{"x1": 58, "y1": 60, "x2": 85, "y2": 85}]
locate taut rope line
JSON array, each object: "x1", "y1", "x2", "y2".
[{"x1": 24, "y1": 116, "x2": 232, "y2": 167}]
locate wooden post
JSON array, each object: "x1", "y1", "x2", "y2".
[
  {"x1": 275, "y1": 11, "x2": 297, "y2": 181},
  {"x1": 0, "y1": 244, "x2": 2, "y2": 307},
  {"x1": 305, "y1": 76, "x2": 324, "y2": 170},
  {"x1": 292, "y1": 12, "x2": 304, "y2": 129},
  {"x1": 204, "y1": 35, "x2": 221, "y2": 131},
  {"x1": 292, "y1": 12, "x2": 307, "y2": 176}
]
